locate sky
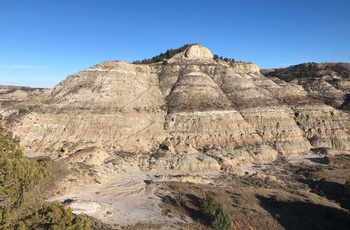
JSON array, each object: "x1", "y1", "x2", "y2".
[{"x1": 0, "y1": 0, "x2": 349, "y2": 88}]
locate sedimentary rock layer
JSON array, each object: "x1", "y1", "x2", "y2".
[{"x1": 3, "y1": 44, "x2": 350, "y2": 168}]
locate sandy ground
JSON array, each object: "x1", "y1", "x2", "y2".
[
  {"x1": 237, "y1": 152, "x2": 321, "y2": 175},
  {"x1": 52, "y1": 171, "x2": 167, "y2": 226},
  {"x1": 51, "y1": 168, "x2": 219, "y2": 228}
]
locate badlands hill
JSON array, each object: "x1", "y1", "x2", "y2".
[
  {"x1": 263, "y1": 62, "x2": 350, "y2": 110},
  {"x1": 1, "y1": 44, "x2": 350, "y2": 229},
  {"x1": 2, "y1": 44, "x2": 350, "y2": 164}
]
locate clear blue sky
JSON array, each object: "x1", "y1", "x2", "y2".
[{"x1": 1, "y1": 0, "x2": 349, "y2": 88}]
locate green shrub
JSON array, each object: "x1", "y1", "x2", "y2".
[
  {"x1": 175, "y1": 192, "x2": 187, "y2": 207},
  {"x1": 15, "y1": 200, "x2": 90, "y2": 230},
  {"x1": 269, "y1": 194, "x2": 285, "y2": 207},
  {"x1": 212, "y1": 204, "x2": 232, "y2": 230},
  {"x1": 200, "y1": 192, "x2": 219, "y2": 215},
  {"x1": 0, "y1": 121, "x2": 90, "y2": 229},
  {"x1": 18, "y1": 108, "x2": 28, "y2": 115}
]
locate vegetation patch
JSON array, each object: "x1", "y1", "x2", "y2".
[
  {"x1": 269, "y1": 194, "x2": 285, "y2": 207},
  {"x1": 132, "y1": 44, "x2": 193, "y2": 64},
  {"x1": 0, "y1": 117, "x2": 90, "y2": 229},
  {"x1": 212, "y1": 204, "x2": 232, "y2": 230},
  {"x1": 265, "y1": 62, "x2": 349, "y2": 82},
  {"x1": 200, "y1": 191, "x2": 219, "y2": 216},
  {"x1": 156, "y1": 155, "x2": 350, "y2": 229}
]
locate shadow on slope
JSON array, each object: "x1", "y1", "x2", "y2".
[
  {"x1": 257, "y1": 195, "x2": 350, "y2": 230},
  {"x1": 297, "y1": 177, "x2": 350, "y2": 213}
]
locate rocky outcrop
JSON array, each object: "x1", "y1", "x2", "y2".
[
  {"x1": 170, "y1": 44, "x2": 213, "y2": 60},
  {"x1": 164, "y1": 110, "x2": 262, "y2": 152},
  {"x1": 3, "y1": 44, "x2": 350, "y2": 172},
  {"x1": 240, "y1": 107, "x2": 312, "y2": 155},
  {"x1": 293, "y1": 105, "x2": 350, "y2": 151}
]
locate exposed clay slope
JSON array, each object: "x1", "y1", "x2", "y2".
[
  {"x1": 262, "y1": 63, "x2": 350, "y2": 153},
  {"x1": 2, "y1": 44, "x2": 350, "y2": 166},
  {"x1": 13, "y1": 61, "x2": 168, "y2": 153}
]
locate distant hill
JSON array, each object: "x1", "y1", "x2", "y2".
[{"x1": 262, "y1": 62, "x2": 350, "y2": 110}]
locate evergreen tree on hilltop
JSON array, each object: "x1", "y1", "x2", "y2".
[{"x1": 132, "y1": 44, "x2": 194, "y2": 64}]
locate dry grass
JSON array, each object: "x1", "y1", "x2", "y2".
[{"x1": 154, "y1": 155, "x2": 350, "y2": 229}]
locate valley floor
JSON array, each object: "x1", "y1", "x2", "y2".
[{"x1": 41, "y1": 152, "x2": 350, "y2": 229}]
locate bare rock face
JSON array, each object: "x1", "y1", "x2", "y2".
[
  {"x1": 184, "y1": 44, "x2": 212, "y2": 59},
  {"x1": 294, "y1": 105, "x2": 350, "y2": 151},
  {"x1": 239, "y1": 107, "x2": 312, "y2": 155},
  {"x1": 13, "y1": 61, "x2": 168, "y2": 153},
  {"x1": 3, "y1": 44, "x2": 350, "y2": 171}
]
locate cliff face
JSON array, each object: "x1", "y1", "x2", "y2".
[{"x1": 3, "y1": 44, "x2": 350, "y2": 170}]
